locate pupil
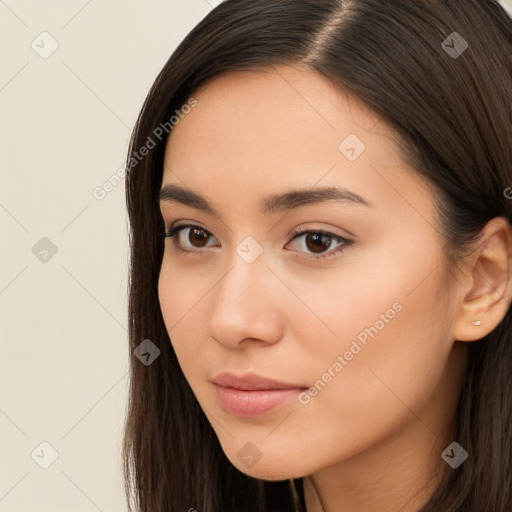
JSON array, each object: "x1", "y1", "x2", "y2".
[
  {"x1": 190, "y1": 228, "x2": 209, "y2": 247},
  {"x1": 306, "y1": 233, "x2": 330, "y2": 253}
]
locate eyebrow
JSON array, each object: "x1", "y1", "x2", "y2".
[{"x1": 159, "y1": 183, "x2": 370, "y2": 218}]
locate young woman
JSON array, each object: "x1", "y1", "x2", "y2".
[{"x1": 122, "y1": 1, "x2": 512, "y2": 510}]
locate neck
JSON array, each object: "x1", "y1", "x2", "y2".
[{"x1": 303, "y1": 425, "x2": 449, "y2": 512}]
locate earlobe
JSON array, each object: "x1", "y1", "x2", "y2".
[{"x1": 453, "y1": 217, "x2": 512, "y2": 342}]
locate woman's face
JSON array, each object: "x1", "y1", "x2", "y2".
[{"x1": 158, "y1": 65, "x2": 465, "y2": 482}]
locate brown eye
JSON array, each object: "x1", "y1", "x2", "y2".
[
  {"x1": 304, "y1": 233, "x2": 332, "y2": 254},
  {"x1": 287, "y1": 229, "x2": 352, "y2": 261},
  {"x1": 187, "y1": 227, "x2": 210, "y2": 247},
  {"x1": 165, "y1": 224, "x2": 219, "y2": 253}
]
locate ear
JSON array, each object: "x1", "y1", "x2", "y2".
[{"x1": 453, "y1": 217, "x2": 512, "y2": 342}]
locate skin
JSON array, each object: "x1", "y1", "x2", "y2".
[{"x1": 157, "y1": 65, "x2": 512, "y2": 512}]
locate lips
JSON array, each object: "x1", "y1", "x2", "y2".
[
  {"x1": 211, "y1": 371, "x2": 308, "y2": 417},
  {"x1": 211, "y1": 371, "x2": 305, "y2": 390}
]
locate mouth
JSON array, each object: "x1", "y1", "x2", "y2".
[
  {"x1": 211, "y1": 371, "x2": 308, "y2": 417},
  {"x1": 211, "y1": 371, "x2": 306, "y2": 390}
]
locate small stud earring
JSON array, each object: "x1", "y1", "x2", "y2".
[{"x1": 471, "y1": 320, "x2": 482, "y2": 326}]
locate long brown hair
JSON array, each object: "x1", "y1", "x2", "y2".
[{"x1": 122, "y1": 1, "x2": 512, "y2": 510}]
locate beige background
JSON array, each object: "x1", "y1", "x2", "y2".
[{"x1": 1, "y1": 0, "x2": 511, "y2": 510}]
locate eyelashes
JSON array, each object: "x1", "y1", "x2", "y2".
[
  {"x1": 286, "y1": 226, "x2": 352, "y2": 260},
  {"x1": 164, "y1": 223, "x2": 353, "y2": 261}
]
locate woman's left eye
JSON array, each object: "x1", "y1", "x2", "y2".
[
  {"x1": 164, "y1": 224, "x2": 353, "y2": 261},
  {"x1": 286, "y1": 228, "x2": 353, "y2": 260}
]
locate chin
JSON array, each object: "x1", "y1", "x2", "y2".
[{"x1": 222, "y1": 447, "x2": 309, "y2": 481}]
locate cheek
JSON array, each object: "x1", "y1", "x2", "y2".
[
  {"x1": 288, "y1": 242, "x2": 450, "y2": 419},
  {"x1": 158, "y1": 253, "x2": 216, "y2": 321},
  {"x1": 157, "y1": 258, "x2": 211, "y2": 371}
]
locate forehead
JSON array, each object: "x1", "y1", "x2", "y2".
[
  {"x1": 165, "y1": 65, "x2": 382, "y2": 166},
  {"x1": 162, "y1": 65, "x2": 436, "y2": 228}
]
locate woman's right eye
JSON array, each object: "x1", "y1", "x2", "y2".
[{"x1": 165, "y1": 224, "x2": 220, "y2": 254}]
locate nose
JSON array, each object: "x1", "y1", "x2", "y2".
[{"x1": 206, "y1": 255, "x2": 285, "y2": 349}]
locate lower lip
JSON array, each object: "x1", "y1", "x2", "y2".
[{"x1": 214, "y1": 384, "x2": 306, "y2": 417}]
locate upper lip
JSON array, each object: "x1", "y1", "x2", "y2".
[{"x1": 211, "y1": 371, "x2": 306, "y2": 391}]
